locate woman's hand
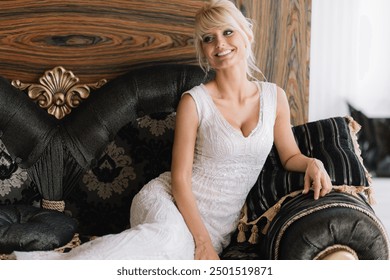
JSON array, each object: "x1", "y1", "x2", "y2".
[
  {"x1": 195, "y1": 240, "x2": 220, "y2": 260},
  {"x1": 303, "y1": 158, "x2": 333, "y2": 200}
]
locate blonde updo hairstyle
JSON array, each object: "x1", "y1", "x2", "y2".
[{"x1": 194, "y1": 0, "x2": 261, "y2": 80}]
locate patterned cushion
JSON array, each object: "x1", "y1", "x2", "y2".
[{"x1": 244, "y1": 116, "x2": 372, "y2": 223}]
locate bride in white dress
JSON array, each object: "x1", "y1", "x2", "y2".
[{"x1": 14, "y1": 0, "x2": 332, "y2": 260}]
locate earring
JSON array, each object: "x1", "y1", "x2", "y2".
[{"x1": 205, "y1": 60, "x2": 211, "y2": 72}]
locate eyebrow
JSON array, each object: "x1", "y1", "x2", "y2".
[{"x1": 201, "y1": 26, "x2": 234, "y2": 36}]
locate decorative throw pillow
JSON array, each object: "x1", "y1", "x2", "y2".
[
  {"x1": 348, "y1": 103, "x2": 390, "y2": 177},
  {"x1": 243, "y1": 116, "x2": 372, "y2": 225}
]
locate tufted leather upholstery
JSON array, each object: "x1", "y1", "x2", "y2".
[
  {"x1": 263, "y1": 191, "x2": 389, "y2": 260},
  {"x1": 0, "y1": 205, "x2": 77, "y2": 254}
]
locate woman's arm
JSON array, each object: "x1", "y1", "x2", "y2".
[
  {"x1": 273, "y1": 87, "x2": 332, "y2": 200},
  {"x1": 171, "y1": 93, "x2": 219, "y2": 260}
]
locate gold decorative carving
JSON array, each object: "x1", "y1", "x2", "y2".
[{"x1": 12, "y1": 66, "x2": 107, "y2": 119}]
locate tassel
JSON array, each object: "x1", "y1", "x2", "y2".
[
  {"x1": 347, "y1": 116, "x2": 361, "y2": 133},
  {"x1": 236, "y1": 190, "x2": 302, "y2": 242},
  {"x1": 333, "y1": 185, "x2": 376, "y2": 205},
  {"x1": 365, "y1": 188, "x2": 376, "y2": 205},
  {"x1": 248, "y1": 224, "x2": 259, "y2": 244},
  {"x1": 237, "y1": 222, "x2": 247, "y2": 243},
  {"x1": 261, "y1": 219, "x2": 271, "y2": 235}
]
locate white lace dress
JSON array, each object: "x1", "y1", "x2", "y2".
[{"x1": 14, "y1": 82, "x2": 277, "y2": 260}]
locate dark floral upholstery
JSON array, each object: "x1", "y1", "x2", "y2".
[
  {"x1": 64, "y1": 112, "x2": 176, "y2": 236},
  {"x1": 0, "y1": 141, "x2": 39, "y2": 206}
]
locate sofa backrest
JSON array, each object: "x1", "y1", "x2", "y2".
[{"x1": 0, "y1": 64, "x2": 213, "y2": 236}]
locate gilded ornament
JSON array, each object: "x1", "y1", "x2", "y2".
[{"x1": 12, "y1": 66, "x2": 107, "y2": 119}]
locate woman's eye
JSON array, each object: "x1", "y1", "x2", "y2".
[
  {"x1": 202, "y1": 36, "x2": 214, "y2": 43},
  {"x1": 224, "y1": 30, "x2": 234, "y2": 36}
]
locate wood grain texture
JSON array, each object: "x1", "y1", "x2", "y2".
[
  {"x1": 0, "y1": 0, "x2": 310, "y2": 124},
  {"x1": 0, "y1": 0, "x2": 203, "y2": 83}
]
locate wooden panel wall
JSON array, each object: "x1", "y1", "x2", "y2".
[
  {"x1": 0, "y1": 0, "x2": 203, "y2": 83},
  {"x1": 0, "y1": 0, "x2": 311, "y2": 124},
  {"x1": 238, "y1": 0, "x2": 311, "y2": 125}
]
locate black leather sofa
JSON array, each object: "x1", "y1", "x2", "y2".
[{"x1": 0, "y1": 64, "x2": 389, "y2": 259}]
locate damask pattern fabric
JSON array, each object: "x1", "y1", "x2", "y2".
[
  {"x1": 65, "y1": 112, "x2": 176, "y2": 236},
  {"x1": 0, "y1": 140, "x2": 38, "y2": 205},
  {"x1": 0, "y1": 141, "x2": 28, "y2": 197},
  {"x1": 0, "y1": 113, "x2": 175, "y2": 236}
]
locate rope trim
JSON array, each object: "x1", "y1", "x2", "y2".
[
  {"x1": 41, "y1": 199, "x2": 65, "y2": 212},
  {"x1": 314, "y1": 244, "x2": 358, "y2": 260}
]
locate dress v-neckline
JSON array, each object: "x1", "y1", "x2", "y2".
[{"x1": 200, "y1": 82, "x2": 263, "y2": 139}]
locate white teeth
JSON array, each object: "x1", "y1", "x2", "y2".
[{"x1": 216, "y1": 50, "x2": 232, "y2": 57}]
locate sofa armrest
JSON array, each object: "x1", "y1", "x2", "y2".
[
  {"x1": 262, "y1": 191, "x2": 389, "y2": 260},
  {"x1": 0, "y1": 205, "x2": 78, "y2": 254}
]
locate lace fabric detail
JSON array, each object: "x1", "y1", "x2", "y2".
[{"x1": 182, "y1": 82, "x2": 277, "y2": 252}]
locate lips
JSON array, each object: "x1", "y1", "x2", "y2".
[{"x1": 216, "y1": 49, "x2": 233, "y2": 57}]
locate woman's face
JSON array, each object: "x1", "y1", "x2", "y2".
[{"x1": 201, "y1": 27, "x2": 247, "y2": 71}]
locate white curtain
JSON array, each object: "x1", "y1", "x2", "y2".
[{"x1": 309, "y1": 0, "x2": 390, "y2": 121}]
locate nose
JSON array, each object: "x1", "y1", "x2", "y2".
[{"x1": 215, "y1": 35, "x2": 226, "y2": 48}]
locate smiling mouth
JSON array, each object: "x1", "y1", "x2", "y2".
[{"x1": 216, "y1": 49, "x2": 233, "y2": 57}]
